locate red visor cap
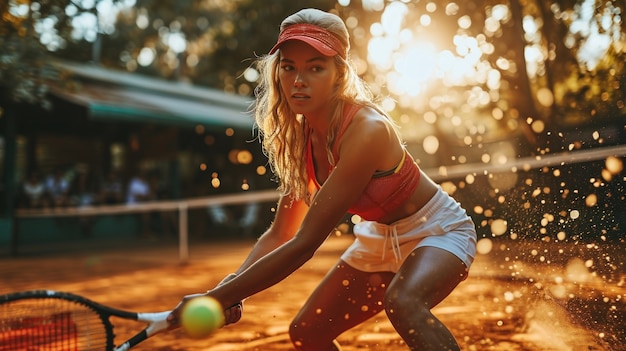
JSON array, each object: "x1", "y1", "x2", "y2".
[{"x1": 269, "y1": 24, "x2": 346, "y2": 59}]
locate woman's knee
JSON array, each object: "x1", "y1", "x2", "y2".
[
  {"x1": 384, "y1": 282, "x2": 430, "y2": 321},
  {"x1": 290, "y1": 313, "x2": 343, "y2": 351},
  {"x1": 289, "y1": 317, "x2": 326, "y2": 350},
  {"x1": 289, "y1": 317, "x2": 307, "y2": 346}
]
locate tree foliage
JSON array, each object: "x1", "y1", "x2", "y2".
[
  {"x1": 340, "y1": 1, "x2": 624, "y2": 151},
  {"x1": 1, "y1": 0, "x2": 624, "y2": 144},
  {"x1": 1, "y1": 0, "x2": 60, "y2": 106},
  {"x1": 52, "y1": 0, "x2": 338, "y2": 93}
]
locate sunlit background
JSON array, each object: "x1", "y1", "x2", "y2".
[
  {"x1": 3, "y1": 0, "x2": 624, "y2": 207},
  {"x1": 3, "y1": 0, "x2": 625, "y2": 223},
  {"x1": 2, "y1": 2, "x2": 626, "y2": 348},
  {"x1": 7, "y1": 0, "x2": 624, "y2": 163}
]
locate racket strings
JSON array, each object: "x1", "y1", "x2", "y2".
[{"x1": 0, "y1": 298, "x2": 109, "y2": 351}]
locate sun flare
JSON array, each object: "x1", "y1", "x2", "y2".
[{"x1": 364, "y1": 2, "x2": 502, "y2": 103}]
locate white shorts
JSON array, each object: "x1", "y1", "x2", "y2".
[{"x1": 341, "y1": 187, "x2": 477, "y2": 273}]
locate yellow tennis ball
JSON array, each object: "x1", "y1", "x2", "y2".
[{"x1": 181, "y1": 296, "x2": 225, "y2": 339}]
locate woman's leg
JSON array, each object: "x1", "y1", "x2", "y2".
[
  {"x1": 384, "y1": 246, "x2": 469, "y2": 351},
  {"x1": 290, "y1": 260, "x2": 395, "y2": 351}
]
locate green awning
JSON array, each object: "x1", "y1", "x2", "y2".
[{"x1": 50, "y1": 62, "x2": 255, "y2": 130}]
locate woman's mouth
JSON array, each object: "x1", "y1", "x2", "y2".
[{"x1": 291, "y1": 93, "x2": 310, "y2": 100}]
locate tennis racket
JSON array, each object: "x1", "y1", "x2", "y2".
[{"x1": 0, "y1": 290, "x2": 171, "y2": 351}]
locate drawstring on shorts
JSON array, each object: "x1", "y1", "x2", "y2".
[
  {"x1": 382, "y1": 225, "x2": 402, "y2": 263},
  {"x1": 342, "y1": 186, "x2": 475, "y2": 273},
  {"x1": 380, "y1": 216, "x2": 428, "y2": 264}
]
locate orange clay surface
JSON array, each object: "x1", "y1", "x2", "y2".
[{"x1": 2, "y1": 234, "x2": 623, "y2": 350}]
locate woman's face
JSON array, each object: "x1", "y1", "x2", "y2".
[{"x1": 278, "y1": 40, "x2": 339, "y2": 119}]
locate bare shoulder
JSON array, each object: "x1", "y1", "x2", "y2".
[
  {"x1": 345, "y1": 105, "x2": 400, "y2": 146},
  {"x1": 339, "y1": 105, "x2": 404, "y2": 169}
]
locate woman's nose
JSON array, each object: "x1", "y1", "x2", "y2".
[{"x1": 294, "y1": 72, "x2": 306, "y2": 87}]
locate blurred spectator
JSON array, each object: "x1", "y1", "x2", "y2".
[
  {"x1": 237, "y1": 177, "x2": 261, "y2": 237},
  {"x1": 45, "y1": 167, "x2": 70, "y2": 207},
  {"x1": 207, "y1": 173, "x2": 261, "y2": 238},
  {"x1": 208, "y1": 205, "x2": 231, "y2": 226},
  {"x1": 19, "y1": 170, "x2": 50, "y2": 209},
  {"x1": 149, "y1": 171, "x2": 178, "y2": 237},
  {"x1": 206, "y1": 155, "x2": 239, "y2": 235},
  {"x1": 126, "y1": 170, "x2": 154, "y2": 204},
  {"x1": 69, "y1": 164, "x2": 98, "y2": 207},
  {"x1": 99, "y1": 170, "x2": 124, "y2": 204},
  {"x1": 126, "y1": 169, "x2": 156, "y2": 238},
  {"x1": 69, "y1": 164, "x2": 99, "y2": 236},
  {"x1": 239, "y1": 201, "x2": 260, "y2": 237}
]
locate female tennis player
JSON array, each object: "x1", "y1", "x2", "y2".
[{"x1": 170, "y1": 8, "x2": 477, "y2": 351}]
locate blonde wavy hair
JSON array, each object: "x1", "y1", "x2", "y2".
[{"x1": 254, "y1": 8, "x2": 387, "y2": 204}]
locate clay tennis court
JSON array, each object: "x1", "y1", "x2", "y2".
[{"x1": 1, "y1": 233, "x2": 623, "y2": 351}]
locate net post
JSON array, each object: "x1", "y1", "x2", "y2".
[{"x1": 178, "y1": 202, "x2": 189, "y2": 263}]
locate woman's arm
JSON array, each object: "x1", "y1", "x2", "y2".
[
  {"x1": 206, "y1": 110, "x2": 396, "y2": 309},
  {"x1": 234, "y1": 195, "x2": 309, "y2": 274},
  {"x1": 169, "y1": 108, "x2": 398, "y2": 321},
  {"x1": 168, "y1": 194, "x2": 310, "y2": 325}
]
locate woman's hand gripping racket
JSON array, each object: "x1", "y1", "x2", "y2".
[
  {"x1": 0, "y1": 290, "x2": 171, "y2": 351},
  {"x1": 218, "y1": 273, "x2": 243, "y2": 325}
]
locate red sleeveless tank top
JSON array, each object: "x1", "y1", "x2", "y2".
[{"x1": 305, "y1": 103, "x2": 421, "y2": 221}]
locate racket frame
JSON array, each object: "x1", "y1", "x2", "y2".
[{"x1": 0, "y1": 290, "x2": 170, "y2": 351}]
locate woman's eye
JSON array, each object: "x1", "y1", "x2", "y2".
[{"x1": 281, "y1": 65, "x2": 293, "y2": 71}]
